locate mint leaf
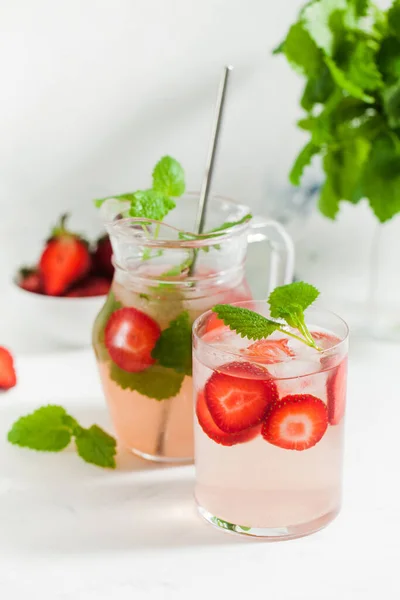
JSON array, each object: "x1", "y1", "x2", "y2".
[
  {"x1": 319, "y1": 177, "x2": 340, "y2": 219},
  {"x1": 269, "y1": 281, "x2": 319, "y2": 321},
  {"x1": 129, "y1": 190, "x2": 175, "y2": 220},
  {"x1": 75, "y1": 425, "x2": 116, "y2": 469},
  {"x1": 323, "y1": 138, "x2": 371, "y2": 204},
  {"x1": 109, "y1": 362, "x2": 184, "y2": 400},
  {"x1": 290, "y1": 142, "x2": 320, "y2": 186},
  {"x1": 347, "y1": 41, "x2": 383, "y2": 91},
  {"x1": 208, "y1": 214, "x2": 252, "y2": 233},
  {"x1": 383, "y1": 82, "x2": 400, "y2": 128},
  {"x1": 268, "y1": 282, "x2": 319, "y2": 347},
  {"x1": 378, "y1": 37, "x2": 400, "y2": 84},
  {"x1": 7, "y1": 405, "x2": 72, "y2": 451},
  {"x1": 301, "y1": 0, "x2": 347, "y2": 56},
  {"x1": 300, "y1": 64, "x2": 335, "y2": 110},
  {"x1": 212, "y1": 305, "x2": 281, "y2": 340},
  {"x1": 389, "y1": 1, "x2": 400, "y2": 37},
  {"x1": 324, "y1": 57, "x2": 374, "y2": 103},
  {"x1": 362, "y1": 134, "x2": 400, "y2": 222},
  {"x1": 151, "y1": 311, "x2": 192, "y2": 375},
  {"x1": 283, "y1": 22, "x2": 321, "y2": 76},
  {"x1": 152, "y1": 156, "x2": 185, "y2": 197}
]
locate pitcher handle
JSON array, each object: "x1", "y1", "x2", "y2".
[{"x1": 247, "y1": 216, "x2": 295, "y2": 294}]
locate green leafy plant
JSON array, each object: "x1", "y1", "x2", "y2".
[
  {"x1": 213, "y1": 281, "x2": 322, "y2": 350},
  {"x1": 275, "y1": 0, "x2": 400, "y2": 222},
  {"x1": 7, "y1": 405, "x2": 117, "y2": 468}
]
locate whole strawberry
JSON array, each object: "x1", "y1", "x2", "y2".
[
  {"x1": 0, "y1": 347, "x2": 17, "y2": 390},
  {"x1": 39, "y1": 214, "x2": 91, "y2": 296},
  {"x1": 92, "y1": 234, "x2": 114, "y2": 279},
  {"x1": 18, "y1": 266, "x2": 42, "y2": 294}
]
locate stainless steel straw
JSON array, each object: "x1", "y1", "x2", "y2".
[{"x1": 188, "y1": 65, "x2": 233, "y2": 275}]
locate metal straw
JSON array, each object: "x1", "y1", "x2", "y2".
[{"x1": 189, "y1": 65, "x2": 233, "y2": 275}]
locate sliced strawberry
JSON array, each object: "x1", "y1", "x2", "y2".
[
  {"x1": 0, "y1": 347, "x2": 17, "y2": 390},
  {"x1": 243, "y1": 338, "x2": 295, "y2": 364},
  {"x1": 65, "y1": 276, "x2": 111, "y2": 297},
  {"x1": 92, "y1": 234, "x2": 114, "y2": 279},
  {"x1": 105, "y1": 307, "x2": 161, "y2": 372},
  {"x1": 311, "y1": 330, "x2": 341, "y2": 349},
  {"x1": 204, "y1": 361, "x2": 278, "y2": 433},
  {"x1": 204, "y1": 312, "x2": 227, "y2": 334},
  {"x1": 327, "y1": 358, "x2": 347, "y2": 425},
  {"x1": 39, "y1": 214, "x2": 91, "y2": 296},
  {"x1": 196, "y1": 391, "x2": 260, "y2": 446},
  {"x1": 261, "y1": 394, "x2": 328, "y2": 451},
  {"x1": 18, "y1": 266, "x2": 42, "y2": 294}
]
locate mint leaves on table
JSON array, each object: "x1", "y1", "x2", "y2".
[
  {"x1": 94, "y1": 155, "x2": 186, "y2": 221},
  {"x1": 213, "y1": 281, "x2": 321, "y2": 350},
  {"x1": 7, "y1": 405, "x2": 117, "y2": 469},
  {"x1": 275, "y1": 0, "x2": 400, "y2": 223}
]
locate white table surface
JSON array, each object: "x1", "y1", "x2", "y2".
[{"x1": 0, "y1": 323, "x2": 399, "y2": 599}]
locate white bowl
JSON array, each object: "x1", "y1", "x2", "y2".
[{"x1": 11, "y1": 281, "x2": 107, "y2": 348}]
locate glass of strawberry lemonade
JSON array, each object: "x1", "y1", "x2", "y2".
[{"x1": 193, "y1": 299, "x2": 348, "y2": 539}]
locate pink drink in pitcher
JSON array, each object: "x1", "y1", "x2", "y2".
[
  {"x1": 193, "y1": 303, "x2": 348, "y2": 539},
  {"x1": 93, "y1": 193, "x2": 293, "y2": 462}
]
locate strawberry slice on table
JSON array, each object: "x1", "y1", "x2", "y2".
[
  {"x1": 196, "y1": 391, "x2": 260, "y2": 446},
  {"x1": 105, "y1": 307, "x2": 161, "y2": 372},
  {"x1": 0, "y1": 347, "x2": 17, "y2": 390},
  {"x1": 39, "y1": 214, "x2": 91, "y2": 296},
  {"x1": 243, "y1": 338, "x2": 295, "y2": 364},
  {"x1": 65, "y1": 276, "x2": 111, "y2": 297},
  {"x1": 92, "y1": 234, "x2": 114, "y2": 279},
  {"x1": 261, "y1": 394, "x2": 328, "y2": 451},
  {"x1": 204, "y1": 361, "x2": 278, "y2": 434},
  {"x1": 327, "y1": 358, "x2": 347, "y2": 425},
  {"x1": 18, "y1": 266, "x2": 42, "y2": 294}
]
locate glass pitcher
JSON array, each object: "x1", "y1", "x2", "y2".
[{"x1": 92, "y1": 193, "x2": 294, "y2": 463}]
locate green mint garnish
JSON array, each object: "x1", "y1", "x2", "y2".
[
  {"x1": 213, "y1": 281, "x2": 321, "y2": 351},
  {"x1": 109, "y1": 362, "x2": 184, "y2": 400},
  {"x1": 129, "y1": 189, "x2": 176, "y2": 221},
  {"x1": 276, "y1": 0, "x2": 400, "y2": 223},
  {"x1": 7, "y1": 405, "x2": 117, "y2": 469},
  {"x1": 151, "y1": 311, "x2": 192, "y2": 375},
  {"x1": 152, "y1": 155, "x2": 186, "y2": 197},
  {"x1": 94, "y1": 156, "x2": 185, "y2": 219}
]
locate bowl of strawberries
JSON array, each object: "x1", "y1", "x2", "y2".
[{"x1": 14, "y1": 214, "x2": 114, "y2": 348}]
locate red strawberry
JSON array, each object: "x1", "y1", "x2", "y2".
[
  {"x1": 261, "y1": 394, "x2": 328, "y2": 451},
  {"x1": 65, "y1": 276, "x2": 111, "y2": 297},
  {"x1": 105, "y1": 307, "x2": 161, "y2": 372},
  {"x1": 327, "y1": 358, "x2": 347, "y2": 425},
  {"x1": 243, "y1": 338, "x2": 295, "y2": 364},
  {"x1": 18, "y1": 266, "x2": 42, "y2": 294},
  {"x1": 0, "y1": 347, "x2": 17, "y2": 390},
  {"x1": 92, "y1": 234, "x2": 114, "y2": 279},
  {"x1": 204, "y1": 312, "x2": 227, "y2": 334},
  {"x1": 196, "y1": 391, "x2": 260, "y2": 446},
  {"x1": 204, "y1": 361, "x2": 278, "y2": 433},
  {"x1": 39, "y1": 214, "x2": 91, "y2": 296}
]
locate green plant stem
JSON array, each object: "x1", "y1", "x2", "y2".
[{"x1": 277, "y1": 325, "x2": 322, "y2": 351}]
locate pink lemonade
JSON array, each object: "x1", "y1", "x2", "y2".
[
  {"x1": 193, "y1": 304, "x2": 348, "y2": 539},
  {"x1": 93, "y1": 273, "x2": 252, "y2": 462}
]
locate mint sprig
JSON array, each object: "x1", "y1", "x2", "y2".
[
  {"x1": 213, "y1": 281, "x2": 321, "y2": 351},
  {"x1": 7, "y1": 405, "x2": 117, "y2": 469},
  {"x1": 276, "y1": 0, "x2": 400, "y2": 223},
  {"x1": 151, "y1": 311, "x2": 192, "y2": 375},
  {"x1": 94, "y1": 155, "x2": 185, "y2": 221}
]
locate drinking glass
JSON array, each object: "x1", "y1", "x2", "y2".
[{"x1": 193, "y1": 303, "x2": 348, "y2": 539}]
